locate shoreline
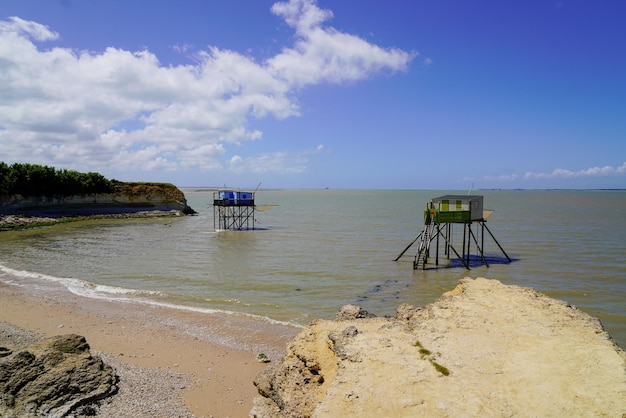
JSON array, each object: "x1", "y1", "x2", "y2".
[
  {"x1": 0, "y1": 210, "x2": 191, "y2": 231},
  {"x1": 0, "y1": 277, "x2": 299, "y2": 417}
]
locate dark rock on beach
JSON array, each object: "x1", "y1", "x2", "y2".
[{"x1": 0, "y1": 333, "x2": 117, "y2": 418}]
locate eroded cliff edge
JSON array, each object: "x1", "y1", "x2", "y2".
[
  {"x1": 252, "y1": 277, "x2": 626, "y2": 417},
  {"x1": 0, "y1": 182, "x2": 195, "y2": 218}
]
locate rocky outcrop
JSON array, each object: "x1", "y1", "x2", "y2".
[
  {"x1": 0, "y1": 334, "x2": 117, "y2": 417},
  {"x1": 251, "y1": 278, "x2": 626, "y2": 417},
  {"x1": 0, "y1": 182, "x2": 195, "y2": 217}
]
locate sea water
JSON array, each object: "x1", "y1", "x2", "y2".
[{"x1": 1, "y1": 189, "x2": 625, "y2": 347}]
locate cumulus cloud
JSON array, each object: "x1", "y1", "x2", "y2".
[
  {"x1": 268, "y1": 0, "x2": 414, "y2": 87},
  {"x1": 0, "y1": 16, "x2": 59, "y2": 41},
  {"x1": 0, "y1": 0, "x2": 413, "y2": 176},
  {"x1": 524, "y1": 162, "x2": 626, "y2": 180}
]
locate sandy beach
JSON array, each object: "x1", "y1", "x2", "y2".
[{"x1": 0, "y1": 278, "x2": 299, "y2": 417}]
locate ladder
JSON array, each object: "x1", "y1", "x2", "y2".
[{"x1": 413, "y1": 218, "x2": 437, "y2": 269}]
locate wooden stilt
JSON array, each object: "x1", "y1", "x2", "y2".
[
  {"x1": 468, "y1": 223, "x2": 488, "y2": 267},
  {"x1": 394, "y1": 231, "x2": 423, "y2": 261},
  {"x1": 483, "y1": 222, "x2": 512, "y2": 262}
]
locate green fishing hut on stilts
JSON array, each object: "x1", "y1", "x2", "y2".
[{"x1": 395, "y1": 195, "x2": 511, "y2": 269}]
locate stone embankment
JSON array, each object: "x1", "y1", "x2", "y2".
[{"x1": 251, "y1": 277, "x2": 626, "y2": 417}]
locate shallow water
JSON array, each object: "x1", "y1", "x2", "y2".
[{"x1": 1, "y1": 189, "x2": 625, "y2": 347}]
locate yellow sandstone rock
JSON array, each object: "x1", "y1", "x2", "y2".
[{"x1": 252, "y1": 278, "x2": 626, "y2": 417}]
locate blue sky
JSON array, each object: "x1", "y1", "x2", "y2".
[{"x1": 1, "y1": 0, "x2": 625, "y2": 189}]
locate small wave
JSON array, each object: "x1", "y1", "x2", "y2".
[
  {"x1": 0, "y1": 264, "x2": 161, "y2": 297},
  {"x1": 131, "y1": 298, "x2": 302, "y2": 328},
  {"x1": 0, "y1": 263, "x2": 301, "y2": 329}
]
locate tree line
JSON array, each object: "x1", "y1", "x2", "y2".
[{"x1": 0, "y1": 162, "x2": 116, "y2": 196}]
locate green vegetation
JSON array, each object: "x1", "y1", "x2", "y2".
[
  {"x1": 415, "y1": 340, "x2": 450, "y2": 377},
  {"x1": 0, "y1": 162, "x2": 115, "y2": 196},
  {"x1": 431, "y1": 361, "x2": 450, "y2": 376}
]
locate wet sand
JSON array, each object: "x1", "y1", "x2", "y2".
[{"x1": 0, "y1": 279, "x2": 299, "y2": 417}]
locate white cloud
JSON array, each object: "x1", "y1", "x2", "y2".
[
  {"x1": 0, "y1": 0, "x2": 413, "y2": 177},
  {"x1": 228, "y1": 144, "x2": 324, "y2": 174},
  {"x1": 268, "y1": 0, "x2": 415, "y2": 87},
  {"x1": 524, "y1": 162, "x2": 626, "y2": 180},
  {"x1": 470, "y1": 162, "x2": 626, "y2": 186},
  {"x1": 0, "y1": 16, "x2": 59, "y2": 41}
]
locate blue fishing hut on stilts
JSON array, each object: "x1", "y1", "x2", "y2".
[
  {"x1": 395, "y1": 195, "x2": 511, "y2": 269},
  {"x1": 213, "y1": 190, "x2": 256, "y2": 230}
]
